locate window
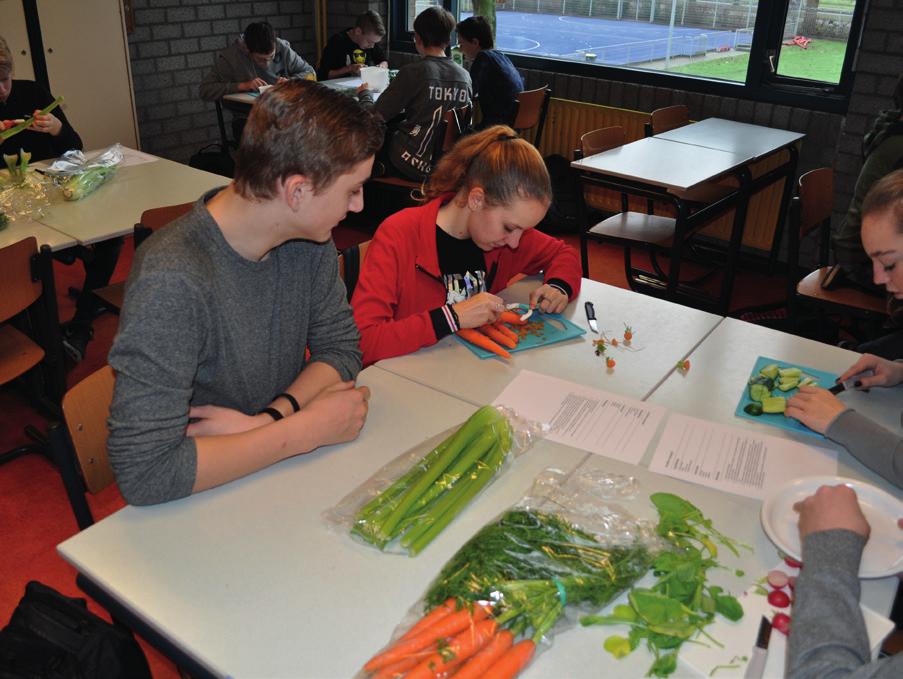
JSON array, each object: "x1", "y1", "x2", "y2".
[{"x1": 390, "y1": 1, "x2": 867, "y2": 112}]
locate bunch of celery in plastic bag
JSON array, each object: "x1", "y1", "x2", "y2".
[
  {"x1": 358, "y1": 468, "x2": 663, "y2": 679},
  {"x1": 326, "y1": 405, "x2": 544, "y2": 556},
  {"x1": 43, "y1": 144, "x2": 122, "y2": 200}
]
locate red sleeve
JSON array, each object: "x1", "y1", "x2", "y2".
[
  {"x1": 351, "y1": 227, "x2": 440, "y2": 367},
  {"x1": 496, "y1": 229, "x2": 582, "y2": 298}
]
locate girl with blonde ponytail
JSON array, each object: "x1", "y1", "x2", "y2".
[{"x1": 351, "y1": 125, "x2": 582, "y2": 366}]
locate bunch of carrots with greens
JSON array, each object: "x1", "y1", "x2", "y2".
[
  {"x1": 456, "y1": 310, "x2": 526, "y2": 359},
  {"x1": 361, "y1": 509, "x2": 655, "y2": 679},
  {"x1": 352, "y1": 406, "x2": 515, "y2": 556}
]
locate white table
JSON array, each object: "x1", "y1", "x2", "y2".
[
  {"x1": 34, "y1": 154, "x2": 225, "y2": 246},
  {"x1": 57, "y1": 367, "x2": 589, "y2": 678},
  {"x1": 377, "y1": 277, "x2": 723, "y2": 406},
  {"x1": 644, "y1": 316, "x2": 902, "y2": 614},
  {"x1": 657, "y1": 117, "x2": 805, "y2": 161},
  {"x1": 0, "y1": 216, "x2": 75, "y2": 252},
  {"x1": 572, "y1": 136, "x2": 748, "y2": 192},
  {"x1": 222, "y1": 76, "x2": 381, "y2": 107}
]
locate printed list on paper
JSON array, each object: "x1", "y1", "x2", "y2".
[
  {"x1": 492, "y1": 370, "x2": 666, "y2": 464},
  {"x1": 649, "y1": 413, "x2": 838, "y2": 500}
]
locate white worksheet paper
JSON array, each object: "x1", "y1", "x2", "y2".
[
  {"x1": 492, "y1": 370, "x2": 667, "y2": 464},
  {"x1": 649, "y1": 413, "x2": 838, "y2": 499}
]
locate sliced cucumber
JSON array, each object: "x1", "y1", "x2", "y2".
[
  {"x1": 744, "y1": 403, "x2": 763, "y2": 416},
  {"x1": 777, "y1": 379, "x2": 800, "y2": 392},
  {"x1": 778, "y1": 367, "x2": 802, "y2": 379},
  {"x1": 762, "y1": 396, "x2": 787, "y2": 414},
  {"x1": 749, "y1": 383, "x2": 771, "y2": 402},
  {"x1": 760, "y1": 364, "x2": 779, "y2": 380}
]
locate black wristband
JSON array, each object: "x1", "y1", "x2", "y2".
[
  {"x1": 261, "y1": 407, "x2": 284, "y2": 421},
  {"x1": 277, "y1": 392, "x2": 300, "y2": 413}
]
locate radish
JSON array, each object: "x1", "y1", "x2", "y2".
[
  {"x1": 766, "y1": 570, "x2": 789, "y2": 589},
  {"x1": 784, "y1": 555, "x2": 803, "y2": 569},
  {"x1": 788, "y1": 575, "x2": 797, "y2": 591},
  {"x1": 772, "y1": 612, "x2": 791, "y2": 635},
  {"x1": 768, "y1": 590, "x2": 791, "y2": 608}
]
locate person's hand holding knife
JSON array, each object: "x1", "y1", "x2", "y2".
[{"x1": 528, "y1": 283, "x2": 568, "y2": 314}]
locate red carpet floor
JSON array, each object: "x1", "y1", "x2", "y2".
[{"x1": 0, "y1": 228, "x2": 789, "y2": 677}]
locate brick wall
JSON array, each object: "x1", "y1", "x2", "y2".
[
  {"x1": 831, "y1": 0, "x2": 903, "y2": 220},
  {"x1": 126, "y1": 0, "x2": 316, "y2": 162}
]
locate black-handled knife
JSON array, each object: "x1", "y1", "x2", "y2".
[{"x1": 584, "y1": 301, "x2": 598, "y2": 333}]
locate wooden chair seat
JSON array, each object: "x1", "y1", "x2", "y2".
[
  {"x1": 0, "y1": 324, "x2": 45, "y2": 385},
  {"x1": 796, "y1": 267, "x2": 887, "y2": 314},
  {"x1": 586, "y1": 212, "x2": 676, "y2": 249},
  {"x1": 94, "y1": 283, "x2": 126, "y2": 313}
]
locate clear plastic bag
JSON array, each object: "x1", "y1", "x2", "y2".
[
  {"x1": 356, "y1": 467, "x2": 665, "y2": 679},
  {"x1": 43, "y1": 144, "x2": 122, "y2": 201},
  {"x1": 324, "y1": 405, "x2": 545, "y2": 556}
]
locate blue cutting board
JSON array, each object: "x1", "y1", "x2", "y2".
[
  {"x1": 455, "y1": 307, "x2": 586, "y2": 359},
  {"x1": 734, "y1": 355, "x2": 839, "y2": 438}
]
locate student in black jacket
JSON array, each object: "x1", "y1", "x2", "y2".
[
  {"x1": 456, "y1": 16, "x2": 523, "y2": 129},
  {"x1": 317, "y1": 10, "x2": 388, "y2": 81}
]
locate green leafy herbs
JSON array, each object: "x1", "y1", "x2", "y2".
[
  {"x1": 423, "y1": 509, "x2": 655, "y2": 643},
  {"x1": 581, "y1": 493, "x2": 748, "y2": 677}
]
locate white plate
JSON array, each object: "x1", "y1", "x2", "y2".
[{"x1": 761, "y1": 476, "x2": 903, "y2": 578}]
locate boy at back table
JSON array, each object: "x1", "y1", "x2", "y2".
[
  {"x1": 358, "y1": 6, "x2": 471, "y2": 181},
  {"x1": 107, "y1": 81, "x2": 381, "y2": 506},
  {"x1": 317, "y1": 10, "x2": 388, "y2": 81}
]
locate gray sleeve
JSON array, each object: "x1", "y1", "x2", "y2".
[
  {"x1": 280, "y1": 40, "x2": 315, "y2": 79},
  {"x1": 305, "y1": 250, "x2": 362, "y2": 381},
  {"x1": 107, "y1": 271, "x2": 208, "y2": 506},
  {"x1": 370, "y1": 66, "x2": 415, "y2": 119},
  {"x1": 199, "y1": 52, "x2": 239, "y2": 100},
  {"x1": 825, "y1": 409, "x2": 903, "y2": 489},
  {"x1": 787, "y1": 530, "x2": 903, "y2": 679}
]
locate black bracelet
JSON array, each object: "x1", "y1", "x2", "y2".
[
  {"x1": 447, "y1": 304, "x2": 460, "y2": 330},
  {"x1": 277, "y1": 392, "x2": 300, "y2": 413},
  {"x1": 261, "y1": 407, "x2": 284, "y2": 421}
]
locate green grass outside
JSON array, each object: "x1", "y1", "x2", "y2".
[{"x1": 667, "y1": 38, "x2": 847, "y2": 84}]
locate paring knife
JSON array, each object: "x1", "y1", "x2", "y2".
[
  {"x1": 829, "y1": 370, "x2": 875, "y2": 394},
  {"x1": 744, "y1": 616, "x2": 772, "y2": 679},
  {"x1": 584, "y1": 301, "x2": 598, "y2": 333}
]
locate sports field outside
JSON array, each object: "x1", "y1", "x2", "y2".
[
  {"x1": 409, "y1": 2, "x2": 852, "y2": 85},
  {"x1": 669, "y1": 38, "x2": 847, "y2": 84}
]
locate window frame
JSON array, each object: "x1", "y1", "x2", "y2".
[{"x1": 389, "y1": 0, "x2": 867, "y2": 115}]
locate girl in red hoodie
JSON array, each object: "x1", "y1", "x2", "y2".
[{"x1": 352, "y1": 125, "x2": 582, "y2": 366}]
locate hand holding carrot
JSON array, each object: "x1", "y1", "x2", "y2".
[
  {"x1": 528, "y1": 284, "x2": 568, "y2": 314},
  {"x1": 453, "y1": 291, "x2": 506, "y2": 329}
]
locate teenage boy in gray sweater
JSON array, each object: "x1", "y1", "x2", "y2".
[
  {"x1": 359, "y1": 6, "x2": 471, "y2": 181},
  {"x1": 787, "y1": 484, "x2": 903, "y2": 678},
  {"x1": 107, "y1": 81, "x2": 382, "y2": 506},
  {"x1": 199, "y1": 22, "x2": 315, "y2": 142}
]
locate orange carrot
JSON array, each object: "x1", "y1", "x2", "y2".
[
  {"x1": 492, "y1": 322, "x2": 519, "y2": 343},
  {"x1": 372, "y1": 653, "x2": 428, "y2": 679},
  {"x1": 499, "y1": 311, "x2": 527, "y2": 325},
  {"x1": 404, "y1": 619, "x2": 497, "y2": 679},
  {"x1": 482, "y1": 639, "x2": 536, "y2": 679},
  {"x1": 401, "y1": 598, "x2": 458, "y2": 641},
  {"x1": 457, "y1": 328, "x2": 511, "y2": 359},
  {"x1": 364, "y1": 605, "x2": 491, "y2": 672},
  {"x1": 452, "y1": 629, "x2": 514, "y2": 679},
  {"x1": 480, "y1": 324, "x2": 517, "y2": 349}
]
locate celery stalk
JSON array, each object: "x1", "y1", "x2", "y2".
[
  {"x1": 404, "y1": 439, "x2": 508, "y2": 555},
  {"x1": 0, "y1": 97, "x2": 63, "y2": 142},
  {"x1": 371, "y1": 405, "x2": 504, "y2": 544}
]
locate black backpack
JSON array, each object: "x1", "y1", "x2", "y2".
[
  {"x1": 188, "y1": 142, "x2": 235, "y2": 178},
  {"x1": 537, "y1": 154, "x2": 583, "y2": 234},
  {"x1": 0, "y1": 581, "x2": 151, "y2": 679}
]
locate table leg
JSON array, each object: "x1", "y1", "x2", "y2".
[
  {"x1": 666, "y1": 197, "x2": 689, "y2": 296},
  {"x1": 769, "y1": 145, "x2": 800, "y2": 275},
  {"x1": 718, "y1": 167, "x2": 754, "y2": 314},
  {"x1": 35, "y1": 245, "x2": 66, "y2": 406}
]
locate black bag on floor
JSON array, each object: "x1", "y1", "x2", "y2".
[
  {"x1": 537, "y1": 154, "x2": 582, "y2": 234},
  {"x1": 0, "y1": 581, "x2": 151, "y2": 679},
  {"x1": 189, "y1": 142, "x2": 234, "y2": 178}
]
